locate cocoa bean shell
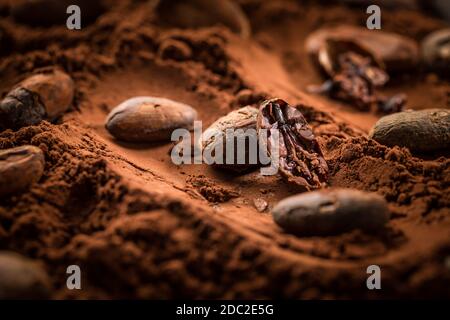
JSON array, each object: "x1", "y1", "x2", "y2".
[{"x1": 0, "y1": 69, "x2": 74, "y2": 131}]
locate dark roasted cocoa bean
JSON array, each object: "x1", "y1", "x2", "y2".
[
  {"x1": 257, "y1": 98, "x2": 328, "y2": 191},
  {"x1": 0, "y1": 69, "x2": 74, "y2": 131},
  {"x1": 0, "y1": 88, "x2": 46, "y2": 131},
  {"x1": 272, "y1": 189, "x2": 390, "y2": 236}
]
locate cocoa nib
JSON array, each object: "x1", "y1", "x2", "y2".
[
  {"x1": 257, "y1": 98, "x2": 328, "y2": 191},
  {"x1": 309, "y1": 39, "x2": 406, "y2": 114}
]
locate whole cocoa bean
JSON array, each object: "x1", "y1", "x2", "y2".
[
  {"x1": 311, "y1": 38, "x2": 406, "y2": 114},
  {"x1": 369, "y1": 109, "x2": 450, "y2": 154},
  {"x1": 202, "y1": 106, "x2": 259, "y2": 172},
  {"x1": 0, "y1": 251, "x2": 50, "y2": 299},
  {"x1": 105, "y1": 97, "x2": 198, "y2": 143},
  {"x1": 257, "y1": 99, "x2": 328, "y2": 191},
  {"x1": 0, "y1": 69, "x2": 75, "y2": 131},
  {"x1": 0, "y1": 145, "x2": 45, "y2": 197},
  {"x1": 272, "y1": 189, "x2": 390, "y2": 236}
]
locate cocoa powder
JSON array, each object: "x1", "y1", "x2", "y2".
[{"x1": 0, "y1": 0, "x2": 448, "y2": 299}]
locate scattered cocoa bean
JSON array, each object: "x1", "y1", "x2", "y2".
[
  {"x1": 272, "y1": 189, "x2": 390, "y2": 236},
  {"x1": 369, "y1": 109, "x2": 450, "y2": 154},
  {"x1": 253, "y1": 198, "x2": 268, "y2": 212},
  {"x1": 0, "y1": 252, "x2": 50, "y2": 299},
  {"x1": 106, "y1": 97, "x2": 198, "y2": 143},
  {"x1": 0, "y1": 145, "x2": 45, "y2": 197},
  {"x1": 0, "y1": 69, "x2": 75, "y2": 131}
]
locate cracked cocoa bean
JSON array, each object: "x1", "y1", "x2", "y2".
[
  {"x1": 0, "y1": 69, "x2": 75, "y2": 131},
  {"x1": 106, "y1": 97, "x2": 198, "y2": 143},
  {"x1": 0, "y1": 251, "x2": 50, "y2": 299},
  {"x1": 309, "y1": 39, "x2": 406, "y2": 114},
  {"x1": 257, "y1": 98, "x2": 328, "y2": 191},
  {"x1": 0, "y1": 145, "x2": 45, "y2": 197},
  {"x1": 369, "y1": 109, "x2": 450, "y2": 154},
  {"x1": 305, "y1": 25, "x2": 419, "y2": 72},
  {"x1": 272, "y1": 189, "x2": 390, "y2": 236}
]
